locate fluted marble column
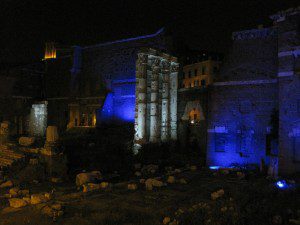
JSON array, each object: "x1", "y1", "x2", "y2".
[
  {"x1": 170, "y1": 60, "x2": 179, "y2": 140},
  {"x1": 149, "y1": 57, "x2": 161, "y2": 142},
  {"x1": 161, "y1": 58, "x2": 171, "y2": 141},
  {"x1": 134, "y1": 53, "x2": 148, "y2": 144}
]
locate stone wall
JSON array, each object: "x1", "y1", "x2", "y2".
[
  {"x1": 274, "y1": 9, "x2": 300, "y2": 174},
  {"x1": 206, "y1": 25, "x2": 278, "y2": 168}
]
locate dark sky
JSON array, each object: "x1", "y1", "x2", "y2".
[{"x1": 1, "y1": 0, "x2": 299, "y2": 64}]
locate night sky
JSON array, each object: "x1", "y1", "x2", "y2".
[{"x1": 1, "y1": 0, "x2": 299, "y2": 64}]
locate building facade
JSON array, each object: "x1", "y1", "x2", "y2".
[{"x1": 207, "y1": 7, "x2": 300, "y2": 175}]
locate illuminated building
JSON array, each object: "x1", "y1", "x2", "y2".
[
  {"x1": 182, "y1": 59, "x2": 220, "y2": 89},
  {"x1": 207, "y1": 7, "x2": 300, "y2": 175}
]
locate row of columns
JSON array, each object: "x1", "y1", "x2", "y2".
[{"x1": 134, "y1": 49, "x2": 179, "y2": 146}]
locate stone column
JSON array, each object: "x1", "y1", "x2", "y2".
[
  {"x1": 161, "y1": 58, "x2": 171, "y2": 142},
  {"x1": 134, "y1": 53, "x2": 148, "y2": 144},
  {"x1": 170, "y1": 61, "x2": 179, "y2": 140},
  {"x1": 149, "y1": 57, "x2": 161, "y2": 142}
]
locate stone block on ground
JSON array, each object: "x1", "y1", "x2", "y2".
[
  {"x1": 167, "y1": 176, "x2": 175, "y2": 184},
  {"x1": 127, "y1": 183, "x2": 138, "y2": 190},
  {"x1": 31, "y1": 194, "x2": 48, "y2": 205},
  {"x1": 76, "y1": 171, "x2": 102, "y2": 186},
  {"x1": 0, "y1": 180, "x2": 13, "y2": 188},
  {"x1": 18, "y1": 137, "x2": 35, "y2": 147},
  {"x1": 9, "y1": 198, "x2": 28, "y2": 208},
  {"x1": 211, "y1": 189, "x2": 225, "y2": 200},
  {"x1": 145, "y1": 178, "x2": 164, "y2": 191}
]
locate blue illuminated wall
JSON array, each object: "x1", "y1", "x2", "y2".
[
  {"x1": 207, "y1": 27, "x2": 278, "y2": 168},
  {"x1": 75, "y1": 28, "x2": 166, "y2": 123}
]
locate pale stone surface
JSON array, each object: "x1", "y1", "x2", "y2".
[
  {"x1": 211, "y1": 189, "x2": 225, "y2": 200},
  {"x1": 83, "y1": 183, "x2": 100, "y2": 193},
  {"x1": 18, "y1": 137, "x2": 35, "y2": 146},
  {"x1": 100, "y1": 182, "x2": 109, "y2": 189},
  {"x1": 46, "y1": 126, "x2": 59, "y2": 143},
  {"x1": 30, "y1": 194, "x2": 47, "y2": 205},
  {"x1": 163, "y1": 217, "x2": 171, "y2": 224},
  {"x1": 145, "y1": 178, "x2": 164, "y2": 191},
  {"x1": 127, "y1": 183, "x2": 137, "y2": 190},
  {"x1": 167, "y1": 176, "x2": 175, "y2": 184},
  {"x1": 0, "y1": 180, "x2": 13, "y2": 188},
  {"x1": 76, "y1": 171, "x2": 102, "y2": 186},
  {"x1": 9, "y1": 187, "x2": 19, "y2": 197},
  {"x1": 9, "y1": 198, "x2": 28, "y2": 208}
]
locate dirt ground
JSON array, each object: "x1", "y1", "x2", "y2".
[{"x1": 0, "y1": 169, "x2": 299, "y2": 225}]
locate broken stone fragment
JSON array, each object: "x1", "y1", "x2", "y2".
[
  {"x1": 145, "y1": 178, "x2": 164, "y2": 191},
  {"x1": 83, "y1": 183, "x2": 100, "y2": 192},
  {"x1": 211, "y1": 189, "x2": 225, "y2": 200},
  {"x1": 30, "y1": 194, "x2": 48, "y2": 205},
  {"x1": 127, "y1": 183, "x2": 138, "y2": 190},
  {"x1": 76, "y1": 171, "x2": 102, "y2": 186},
  {"x1": 18, "y1": 189, "x2": 30, "y2": 196},
  {"x1": 163, "y1": 216, "x2": 171, "y2": 224},
  {"x1": 167, "y1": 176, "x2": 175, "y2": 184},
  {"x1": 0, "y1": 180, "x2": 13, "y2": 189},
  {"x1": 18, "y1": 137, "x2": 35, "y2": 147},
  {"x1": 100, "y1": 182, "x2": 109, "y2": 189},
  {"x1": 9, "y1": 198, "x2": 28, "y2": 208},
  {"x1": 9, "y1": 187, "x2": 20, "y2": 197}
]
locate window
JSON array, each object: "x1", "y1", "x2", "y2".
[
  {"x1": 202, "y1": 66, "x2": 206, "y2": 75},
  {"x1": 188, "y1": 71, "x2": 192, "y2": 78},
  {"x1": 194, "y1": 80, "x2": 199, "y2": 87},
  {"x1": 194, "y1": 69, "x2": 198, "y2": 76},
  {"x1": 201, "y1": 79, "x2": 206, "y2": 86}
]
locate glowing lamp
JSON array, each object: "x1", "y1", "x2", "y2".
[
  {"x1": 275, "y1": 180, "x2": 288, "y2": 189},
  {"x1": 209, "y1": 166, "x2": 220, "y2": 170}
]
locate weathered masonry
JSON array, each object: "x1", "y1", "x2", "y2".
[
  {"x1": 207, "y1": 7, "x2": 300, "y2": 175},
  {"x1": 134, "y1": 49, "x2": 179, "y2": 147}
]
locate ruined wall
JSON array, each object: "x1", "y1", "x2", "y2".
[
  {"x1": 273, "y1": 9, "x2": 300, "y2": 174},
  {"x1": 207, "y1": 27, "x2": 278, "y2": 168},
  {"x1": 76, "y1": 29, "x2": 167, "y2": 124}
]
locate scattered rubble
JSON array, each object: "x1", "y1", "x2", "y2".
[
  {"x1": 30, "y1": 194, "x2": 48, "y2": 205},
  {"x1": 0, "y1": 180, "x2": 13, "y2": 188},
  {"x1": 167, "y1": 176, "x2": 175, "y2": 184},
  {"x1": 127, "y1": 183, "x2": 138, "y2": 190},
  {"x1": 145, "y1": 178, "x2": 164, "y2": 191},
  {"x1": 211, "y1": 189, "x2": 225, "y2": 200},
  {"x1": 9, "y1": 198, "x2": 28, "y2": 208},
  {"x1": 18, "y1": 137, "x2": 35, "y2": 147},
  {"x1": 76, "y1": 171, "x2": 102, "y2": 186}
]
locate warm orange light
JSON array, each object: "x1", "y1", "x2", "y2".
[{"x1": 44, "y1": 42, "x2": 56, "y2": 60}]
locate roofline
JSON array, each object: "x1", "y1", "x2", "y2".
[{"x1": 82, "y1": 27, "x2": 165, "y2": 50}]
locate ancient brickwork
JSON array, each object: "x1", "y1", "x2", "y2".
[
  {"x1": 274, "y1": 9, "x2": 300, "y2": 174},
  {"x1": 207, "y1": 26, "x2": 279, "y2": 168}
]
